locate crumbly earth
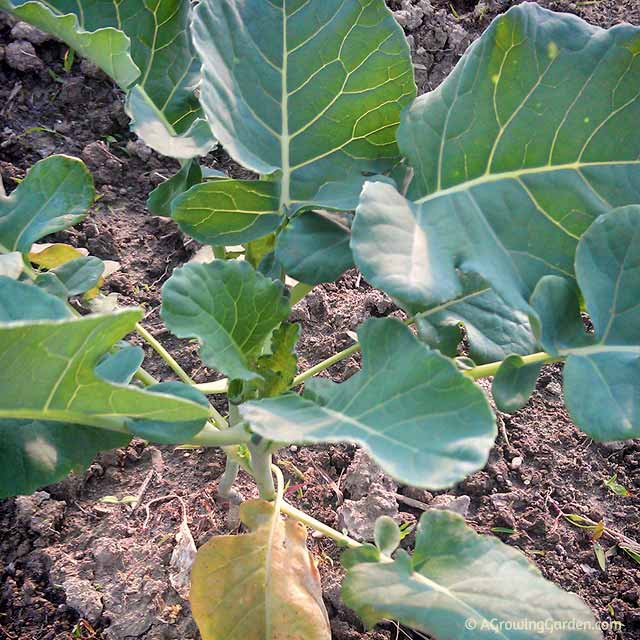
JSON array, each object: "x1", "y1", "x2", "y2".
[{"x1": 1, "y1": 1, "x2": 639, "y2": 639}]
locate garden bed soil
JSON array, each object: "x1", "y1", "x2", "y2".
[{"x1": 1, "y1": 1, "x2": 639, "y2": 639}]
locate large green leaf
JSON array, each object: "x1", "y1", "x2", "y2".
[
  {"x1": 0, "y1": 0, "x2": 138, "y2": 87},
  {"x1": 241, "y1": 318, "x2": 496, "y2": 489},
  {"x1": 352, "y1": 4, "x2": 640, "y2": 361},
  {"x1": 531, "y1": 206, "x2": 640, "y2": 441},
  {"x1": 0, "y1": 155, "x2": 94, "y2": 254},
  {"x1": 342, "y1": 510, "x2": 600, "y2": 639},
  {"x1": 2, "y1": 0, "x2": 215, "y2": 158},
  {"x1": 161, "y1": 260, "x2": 291, "y2": 381},
  {"x1": 0, "y1": 309, "x2": 210, "y2": 428},
  {"x1": 0, "y1": 279, "x2": 131, "y2": 498},
  {"x1": 184, "y1": 0, "x2": 415, "y2": 241},
  {"x1": 0, "y1": 419, "x2": 129, "y2": 498}
]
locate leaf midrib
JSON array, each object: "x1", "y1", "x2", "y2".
[{"x1": 414, "y1": 159, "x2": 640, "y2": 206}]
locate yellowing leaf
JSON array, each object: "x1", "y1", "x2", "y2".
[
  {"x1": 29, "y1": 243, "x2": 87, "y2": 269},
  {"x1": 190, "y1": 499, "x2": 330, "y2": 640}
]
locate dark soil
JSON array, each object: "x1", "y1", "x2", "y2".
[{"x1": 1, "y1": 1, "x2": 639, "y2": 639}]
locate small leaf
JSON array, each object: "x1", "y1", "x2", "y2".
[
  {"x1": 592, "y1": 521, "x2": 605, "y2": 541},
  {"x1": 492, "y1": 355, "x2": 543, "y2": 414},
  {"x1": 191, "y1": 499, "x2": 330, "y2": 640},
  {"x1": 531, "y1": 206, "x2": 640, "y2": 441},
  {"x1": 374, "y1": 516, "x2": 401, "y2": 556},
  {"x1": 171, "y1": 180, "x2": 280, "y2": 246},
  {"x1": 29, "y1": 243, "x2": 87, "y2": 269},
  {"x1": 342, "y1": 510, "x2": 600, "y2": 639},
  {"x1": 603, "y1": 474, "x2": 631, "y2": 498},
  {"x1": 147, "y1": 160, "x2": 203, "y2": 217},
  {"x1": 49, "y1": 256, "x2": 104, "y2": 296},
  {"x1": 127, "y1": 382, "x2": 209, "y2": 444},
  {"x1": 95, "y1": 346, "x2": 145, "y2": 385},
  {"x1": 241, "y1": 318, "x2": 496, "y2": 489},
  {"x1": 594, "y1": 542, "x2": 607, "y2": 571},
  {"x1": 161, "y1": 260, "x2": 290, "y2": 381},
  {"x1": 275, "y1": 211, "x2": 354, "y2": 286},
  {"x1": 0, "y1": 155, "x2": 94, "y2": 253}
]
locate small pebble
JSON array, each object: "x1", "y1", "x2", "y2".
[{"x1": 510, "y1": 456, "x2": 524, "y2": 470}]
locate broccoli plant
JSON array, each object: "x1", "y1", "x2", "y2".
[{"x1": 1, "y1": 1, "x2": 640, "y2": 638}]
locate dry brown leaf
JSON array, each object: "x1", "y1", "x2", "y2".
[{"x1": 190, "y1": 499, "x2": 330, "y2": 640}]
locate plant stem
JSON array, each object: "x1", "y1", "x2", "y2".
[
  {"x1": 194, "y1": 378, "x2": 229, "y2": 394},
  {"x1": 291, "y1": 342, "x2": 361, "y2": 387},
  {"x1": 135, "y1": 322, "x2": 193, "y2": 385},
  {"x1": 217, "y1": 457, "x2": 240, "y2": 499},
  {"x1": 249, "y1": 443, "x2": 276, "y2": 501},
  {"x1": 463, "y1": 351, "x2": 563, "y2": 380},
  {"x1": 133, "y1": 367, "x2": 158, "y2": 386},
  {"x1": 279, "y1": 501, "x2": 361, "y2": 549}
]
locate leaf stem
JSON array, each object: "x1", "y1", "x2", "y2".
[
  {"x1": 279, "y1": 501, "x2": 361, "y2": 549},
  {"x1": 463, "y1": 351, "x2": 563, "y2": 380},
  {"x1": 135, "y1": 322, "x2": 193, "y2": 385},
  {"x1": 291, "y1": 342, "x2": 361, "y2": 387},
  {"x1": 193, "y1": 378, "x2": 229, "y2": 394}
]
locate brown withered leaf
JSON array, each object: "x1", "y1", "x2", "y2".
[{"x1": 190, "y1": 499, "x2": 330, "y2": 640}]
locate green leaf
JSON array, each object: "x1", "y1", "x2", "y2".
[
  {"x1": 127, "y1": 382, "x2": 208, "y2": 444},
  {"x1": 0, "y1": 280, "x2": 132, "y2": 498},
  {"x1": 231, "y1": 322, "x2": 301, "y2": 403},
  {"x1": 415, "y1": 272, "x2": 537, "y2": 364},
  {"x1": 0, "y1": 155, "x2": 94, "y2": 253},
  {"x1": 3, "y1": 0, "x2": 215, "y2": 158},
  {"x1": 0, "y1": 309, "x2": 210, "y2": 428},
  {"x1": 352, "y1": 4, "x2": 640, "y2": 360},
  {"x1": 34, "y1": 272, "x2": 69, "y2": 299},
  {"x1": 374, "y1": 516, "x2": 401, "y2": 556},
  {"x1": 254, "y1": 323, "x2": 300, "y2": 397},
  {"x1": 0, "y1": 277, "x2": 71, "y2": 321},
  {"x1": 342, "y1": 510, "x2": 600, "y2": 639},
  {"x1": 171, "y1": 180, "x2": 281, "y2": 246},
  {"x1": 125, "y1": 85, "x2": 214, "y2": 160},
  {"x1": 0, "y1": 419, "x2": 129, "y2": 498},
  {"x1": 241, "y1": 318, "x2": 496, "y2": 490},
  {"x1": 0, "y1": 0, "x2": 138, "y2": 87},
  {"x1": 492, "y1": 355, "x2": 543, "y2": 414},
  {"x1": 191, "y1": 0, "x2": 415, "y2": 219},
  {"x1": 147, "y1": 160, "x2": 203, "y2": 217},
  {"x1": 275, "y1": 211, "x2": 354, "y2": 286},
  {"x1": 0, "y1": 252, "x2": 23, "y2": 279},
  {"x1": 161, "y1": 260, "x2": 291, "y2": 381},
  {"x1": 49, "y1": 256, "x2": 104, "y2": 296},
  {"x1": 532, "y1": 206, "x2": 640, "y2": 441},
  {"x1": 95, "y1": 346, "x2": 144, "y2": 385}
]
